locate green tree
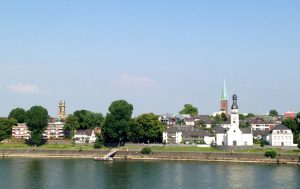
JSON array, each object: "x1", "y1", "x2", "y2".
[
  {"x1": 265, "y1": 150, "x2": 277, "y2": 159},
  {"x1": 240, "y1": 121, "x2": 251, "y2": 128},
  {"x1": 73, "y1": 110, "x2": 104, "y2": 130},
  {"x1": 94, "y1": 134, "x2": 104, "y2": 149},
  {"x1": 246, "y1": 113, "x2": 255, "y2": 119},
  {"x1": 269, "y1": 109, "x2": 279, "y2": 117},
  {"x1": 296, "y1": 112, "x2": 300, "y2": 120},
  {"x1": 0, "y1": 118, "x2": 17, "y2": 141},
  {"x1": 239, "y1": 114, "x2": 246, "y2": 120},
  {"x1": 221, "y1": 113, "x2": 228, "y2": 121},
  {"x1": 141, "y1": 147, "x2": 152, "y2": 155},
  {"x1": 64, "y1": 115, "x2": 80, "y2": 138},
  {"x1": 8, "y1": 108, "x2": 26, "y2": 123},
  {"x1": 179, "y1": 104, "x2": 198, "y2": 116},
  {"x1": 102, "y1": 100, "x2": 133, "y2": 144},
  {"x1": 25, "y1": 106, "x2": 49, "y2": 146},
  {"x1": 282, "y1": 118, "x2": 299, "y2": 143},
  {"x1": 131, "y1": 113, "x2": 165, "y2": 143},
  {"x1": 260, "y1": 140, "x2": 265, "y2": 149}
]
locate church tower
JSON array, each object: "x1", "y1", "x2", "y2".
[
  {"x1": 57, "y1": 100, "x2": 67, "y2": 121},
  {"x1": 220, "y1": 79, "x2": 228, "y2": 115},
  {"x1": 231, "y1": 94, "x2": 239, "y2": 128}
]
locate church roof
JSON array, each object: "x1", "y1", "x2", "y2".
[
  {"x1": 215, "y1": 125, "x2": 229, "y2": 134},
  {"x1": 221, "y1": 79, "x2": 228, "y2": 101}
]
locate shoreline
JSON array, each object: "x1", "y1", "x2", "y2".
[{"x1": 1, "y1": 149, "x2": 299, "y2": 165}]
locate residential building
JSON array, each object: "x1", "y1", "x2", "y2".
[
  {"x1": 194, "y1": 115, "x2": 213, "y2": 128},
  {"x1": 162, "y1": 125, "x2": 215, "y2": 145},
  {"x1": 12, "y1": 123, "x2": 30, "y2": 139},
  {"x1": 73, "y1": 129, "x2": 97, "y2": 144},
  {"x1": 249, "y1": 119, "x2": 276, "y2": 131},
  {"x1": 269, "y1": 124, "x2": 295, "y2": 147},
  {"x1": 284, "y1": 111, "x2": 295, "y2": 119},
  {"x1": 43, "y1": 121, "x2": 65, "y2": 140}
]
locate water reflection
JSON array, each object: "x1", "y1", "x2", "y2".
[
  {"x1": 0, "y1": 159, "x2": 300, "y2": 189},
  {"x1": 24, "y1": 159, "x2": 45, "y2": 189}
]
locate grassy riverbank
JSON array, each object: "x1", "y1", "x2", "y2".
[{"x1": 0, "y1": 143, "x2": 299, "y2": 155}]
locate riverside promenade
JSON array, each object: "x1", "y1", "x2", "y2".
[{"x1": 0, "y1": 149, "x2": 299, "y2": 165}]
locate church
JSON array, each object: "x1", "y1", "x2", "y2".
[{"x1": 216, "y1": 87, "x2": 253, "y2": 146}]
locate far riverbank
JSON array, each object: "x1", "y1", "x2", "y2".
[{"x1": 0, "y1": 149, "x2": 299, "y2": 165}]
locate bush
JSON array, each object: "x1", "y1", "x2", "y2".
[
  {"x1": 94, "y1": 135, "x2": 104, "y2": 149},
  {"x1": 265, "y1": 150, "x2": 277, "y2": 159},
  {"x1": 260, "y1": 140, "x2": 265, "y2": 148},
  {"x1": 141, "y1": 147, "x2": 152, "y2": 155}
]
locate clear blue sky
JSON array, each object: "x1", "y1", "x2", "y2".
[{"x1": 0, "y1": 1, "x2": 299, "y2": 117}]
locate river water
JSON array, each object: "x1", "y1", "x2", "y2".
[{"x1": 0, "y1": 158, "x2": 299, "y2": 189}]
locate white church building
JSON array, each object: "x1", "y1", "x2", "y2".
[{"x1": 216, "y1": 94, "x2": 253, "y2": 146}]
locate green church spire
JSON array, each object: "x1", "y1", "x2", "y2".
[{"x1": 221, "y1": 79, "x2": 228, "y2": 101}]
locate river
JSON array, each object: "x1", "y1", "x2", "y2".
[{"x1": 0, "y1": 158, "x2": 299, "y2": 189}]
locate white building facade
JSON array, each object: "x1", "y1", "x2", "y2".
[
  {"x1": 216, "y1": 94, "x2": 253, "y2": 146},
  {"x1": 270, "y1": 124, "x2": 295, "y2": 147}
]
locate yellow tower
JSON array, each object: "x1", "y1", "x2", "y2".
[{"x1": 58, "y1": 100, "x2": 67, "y2": 121}]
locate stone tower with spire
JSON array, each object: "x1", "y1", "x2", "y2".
[
  {"x1": 57, "y1": 100, "x2": 67, "y2": 121},
  {"x1": 220, "y1": 79, "x2": 228, "y2": 115}
]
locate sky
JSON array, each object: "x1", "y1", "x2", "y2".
[{"x1": 0, "y1": 1, "x2": 299, "y2": 117}]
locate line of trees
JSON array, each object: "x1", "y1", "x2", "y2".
[{"x1": 1, "y1": 100, "x2": 165, "y2": 148}]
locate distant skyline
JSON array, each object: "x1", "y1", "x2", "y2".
[{"x1": 0, "y1": 1, "x2": 299, "y2": 117}]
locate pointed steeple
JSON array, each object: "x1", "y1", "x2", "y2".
[{"x1": 221, "y1": 79, "x2": 228, "y2": 101}]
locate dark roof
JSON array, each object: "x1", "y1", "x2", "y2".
[
  {"x1": 248, "y1": 118, "x2": 276, "y2": 125},
  {"x1": 75, "y1": 129, "x2": 94, "y2": 136},
  {"x1": 215, "y1": 125, "x2": 229, "y2": 134},
  {"x1": 194, "y1": 115, "x2": 213, "y2": 124},
  {"x1": 165, "y1": 125, "x2": 214, "y2": 137},
  {"x1": 240, "y1": 127, "x2": 252, "y2": 134},
  {"x1": 253, "y1": 129, "x2": 271, "y2": 137},
  {"x1": 216, "y1": 125, "x2": 252, "y2": 134},
  {"x1": 272, "y1": 124, "x2": 290, "y2": 131}
]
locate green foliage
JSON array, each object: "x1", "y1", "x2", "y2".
[
  {"x1": 26, "y1": 106, "x2": 49, "y2": 131},
  {"x1": 108, "y1": 100, "x2": 133, "y2": 121},
  {"x1": 213, "y1": 113, "x2": 228, "y2": 124},
  {"x1": 239, "y1": 114, "x2": 246, "y2": 120},
  {"x1": 64, "y1": 115, "x2": 80, "y2": 138},
  {"x1": 8, "y1": 108, "x2": 26, "y2": 123},
  {"x1": 0, "y1": 118, "x2": 17, "y2": 141},
  {"x1": 25, "y1": 106, "x2": 49, "y2": 146},
  {"x1": 240, "y1": 121, "x2": 251, "y2": 128},
  {"x1": 260, "y1": 140, "x2": 265, "y2": 148},
  {"x1": 296, "y1": 112, "x2": 300, "y2": 120},
  {"x1": 141, "y1": 147, "x2": 152, "y2": 155},
  {"x1": 282, "y1": 118, "x2": 299, "y2": 143},
  {"x1": 179, "y1": 104, "x2": 198, "y2": 116},
  {"x1": 297, "y1": 139, "x2": 300, "y2": 150},
  {"x1": 195, "y1": 120, "x2": 206, "y2": 128},
  {"x1": 269, "y1": 109, "x2": 279, "y2": 117},
  {"x1": 265, "y1": 150, "x2": 277, "y2": 159},
  {"x1": 73, "y1": 110, "x2": 104, "y2": 130},
  {"x1": 253, "y1": 139, "x2": 261, "y2": 145},
  {"x1": 246, "y1": 113, "x2": 255, "y2": 119},
  {"x1": 94, "y1": 135, "x2": 104, "y2": 149},
  {"x1": 26, "y1": 130, "x2": 45, "y2": 146},
  {"x1": 102, "y1": 100, "x2": 133, "y2": 143},
  {"x1": 129, "y1": 113, "x2": 165, "y2": 143}
]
